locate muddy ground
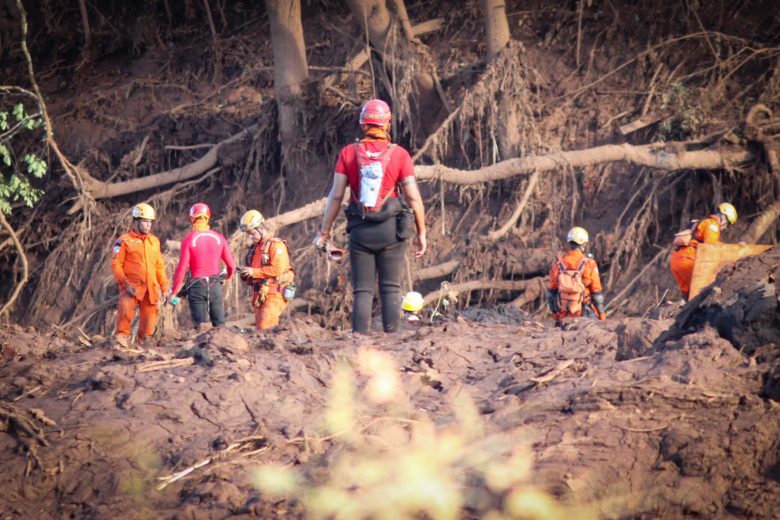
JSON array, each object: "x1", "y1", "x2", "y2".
[{"x1": 1, "y1": 250, "x2": 779, "y2": 519}]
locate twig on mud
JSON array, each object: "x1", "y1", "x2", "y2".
[
  {"x1": 12, "y1": 386, "x2": 42, "y2": 402},
  {"x1": 138, "y1": 358, "x2": 195, "y2": 372},
  {"x1": 156, "y1": 435, "x2": 268, "y2": 490},
  {"x1": 0, "y1": 402, "x2": 53, "y2": 447},
  {"x1": 286, "y1": 416, "x2": 421, "y2": 445},
  {"x1": 164, "y1": 143, "x2": 217, "y2": 151},
  {"x1": 615, "y1": 423, "x2": 669, "y2": 433},
  {"x1": 497, "y1": 359, "x2": 575, "y2": 397}
]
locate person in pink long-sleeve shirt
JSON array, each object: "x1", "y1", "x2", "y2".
[{"x1": 170, "y1": 203, "x2": 236, "y2": 330}]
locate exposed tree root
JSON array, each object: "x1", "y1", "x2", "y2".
[{"x1": 0, "y1": 212, "x2": 28, "y2": 319}]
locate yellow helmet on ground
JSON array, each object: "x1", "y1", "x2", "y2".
[
  {"x1": 402, "y1": 291, "x2": 424, "y2": 312},
  {"x1": 566, "y1": 226, "x2": 589, "y2": 245},
  {"x1": 132, "y1": 203, "x2": 156, "y2": 220},
  {"x1": 718, "y1": 203, "x2": 737, "y2": 225},
  {"x1": 240, "y1": 210, "x2": 265, "y2": 232}
]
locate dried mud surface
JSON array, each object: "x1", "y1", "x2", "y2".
[{"x1": 1, "y1": 297, "x2": 779, "y2": 519}]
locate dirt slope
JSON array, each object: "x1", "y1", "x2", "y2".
[{"x1": 1, "y1": 302, "x2": 778, "y2": 518}]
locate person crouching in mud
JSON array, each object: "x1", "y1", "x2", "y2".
[
  {"x1": 545, "y1": 226, "x2": 606, "y2": 326},
  {"x1": 314, "y1": 99, "x2": 427, "y2": 334}
]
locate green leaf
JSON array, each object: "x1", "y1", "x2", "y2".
[
  {"x1": 0, "y1": 112, "x2": 8, "y2": 131},
  {"x1": 23, "y1": 154, "x2": 47, "y2": 178},
  {"x1": 12, "y1": 103, "x2": 25, "y2": 122},
  {"x1": 0, "y1": 145, "x2": 10, "y2": 167}
]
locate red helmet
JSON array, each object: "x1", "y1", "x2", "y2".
[
  {"x1": 359, "y1": 99, "x2": 392, "y2": 126},
  {"x1": 189, "y1": 203, "x2": 211, "y2": 220}
]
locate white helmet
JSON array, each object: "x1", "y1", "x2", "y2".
[
  {"x1": 566, "y1": 226, "x2": 589, "y2": 245},
  {"x1": 401, "y1": 291, "x2": 424, "y2": 312}
]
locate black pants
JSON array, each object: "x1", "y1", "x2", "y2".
[
  {"x1": 186, "y1": 278, "x2": 226, "y2": 327},
  {"x1": 349, "y1": 217, "x2": 405, "y2": 333}
]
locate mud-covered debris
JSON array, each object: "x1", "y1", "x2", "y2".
[
  {"x1": 616, "y1": 317, "x2": 673, "y2": 360},
  {"x1": 655, "y1": 247, "x2": 780, "y2": 356}
]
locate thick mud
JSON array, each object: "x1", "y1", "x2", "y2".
[{"x1": 1, "y1": 305, "x2": 778, "y2": 518}]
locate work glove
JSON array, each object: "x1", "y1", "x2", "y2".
[
  {"x1": 545, "y1": 289, "x2": 560, "y2": 314},
  {"x1": 313, "y1": 233, "x2": 330, "y2": 253},
  {"x1": 591, "y1": 292, "x2": 606, "y2": 320},
  {"x1": 239, "y1": 266, "x2": 255, "y2": 279},
  {"x1": 124, "y1": 284, "x2": 137, "y2": 297}
]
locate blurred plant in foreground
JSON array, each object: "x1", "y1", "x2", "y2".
[{"x1": 253, "y1": 347, "x2": 595, "y2": 520}]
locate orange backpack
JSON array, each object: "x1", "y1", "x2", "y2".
[{"x1": 556, "y1": 256, "x2": 587, "y2": 315}]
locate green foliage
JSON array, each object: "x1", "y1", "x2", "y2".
[
  {"x1": 0, "y1": 100, "x2": 47, "y2": 214},
  {"x1": 253, "y1": 348, "x2": 596, "y2": 520},
  {"x1": 658, "y1": 82, "x2": 704, "y2": 140}
]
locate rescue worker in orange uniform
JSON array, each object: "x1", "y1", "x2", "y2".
[
  {"x1": 670, "y1": 202, "x2": 737, "y2": 300},
  {"x1": 238, "y1": 210, "x2": 295, "y2": 330},
  {"x1": 111, "y1": 203, "x2": 169, "y2": 346},
  {"x1": 545, "y1": 226, "x2": 606, "y2": 325}
]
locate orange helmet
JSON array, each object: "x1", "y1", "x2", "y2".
[
  {"x1": 189, "y1": 203, "x2": 211, "y2": 220},
  {"x1": 359, "y1": 99, "x2": 391, "y2": 126}
]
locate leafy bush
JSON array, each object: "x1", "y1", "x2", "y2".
[{"x1": 0, "y1": 98, "x2": 47, "y2": 214}]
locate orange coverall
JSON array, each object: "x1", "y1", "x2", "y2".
[
  {"x1": 246, "y1": 237, "x2": 291, "y2": 329},
  {"x1": 111, "y1": 230, "x2": 169, "y2": 343},
  {"x1": 548, "y1": 249, "x2": 603, "y2": 320},
  {"x1": 670, "y1": 215, "x2": 721, "y2": 297}
]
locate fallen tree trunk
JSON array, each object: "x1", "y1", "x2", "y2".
[
  {"x1": 413, "y1": 259, "x2": 460, "y2": 281},
  {"x1": 133, "y1": 140, "x2": 755, "y2": 240},
  {"x1": 422, "y1": 278, "x2": 542, "y2": 306},
  {"x1": 745, "y1": 200, "x2": 780, "y2": 244},
  {"x1": 70, "y1": 125, "x2": 257, "y2": 212},
  {"x1": 414, "y1": 142, "x2": 753, "y2": 185}
]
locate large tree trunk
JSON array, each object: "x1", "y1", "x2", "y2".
[
  {"x1": 265, "y1": 0, "x2": 308, "y2": 157},
  {"x1": 345, "y1": 0, "x2": 441, "y2": 133},
  {"x1": 481, "y1": 0, "x2": 519, "y2": 159},
  {"x1": 482, "y1": 0, "x2": 510, "y2": 61}
]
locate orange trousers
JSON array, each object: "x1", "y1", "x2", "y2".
[
  {"x1": 116, "y1": 291, "x2": 158, "y2": 343},
  {"x1": 670, "y1": 249, "x2": 695, "y2": 297},
  {"x1": 254, "y1": 291, "x2": 288, "y2": 329}
]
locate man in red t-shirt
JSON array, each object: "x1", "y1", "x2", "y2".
[
  {"x1": 170, "y1": 203, "x2": 236, "y2": 330},
  {"x1": 315, "y1": 99, "x2": 427, "y2": 334}
]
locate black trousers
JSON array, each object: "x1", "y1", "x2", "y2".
[
  {"x1": 186, "y1": 278, "x2": 226, "y2": 327},
  {"x1": 349, "y1": 217, "x2": 405, "y2": 333}
]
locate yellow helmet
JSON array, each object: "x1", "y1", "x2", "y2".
[
  {"x1": 401, "y1": 291, "x2": 424, "y2": 312},
  {"x1": 566, "y1": 226, "x2": 589, "y2": 245},
  {"x1": 240, "y1": 210, "x2": 265, "y2": 232},
  {"x1": 718, "y1": 203, "x2": 737, "y2": 225},
  {"x1": 131, "y1": 203, "x2": 156, "y2": 221}
]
